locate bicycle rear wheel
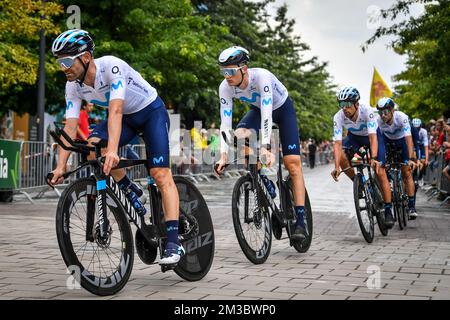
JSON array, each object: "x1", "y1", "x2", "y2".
[
  {"x1": 55, "y1": 178, "x2": 134, "y2": 296},
  {"x1": 393, "y1": 174, "x2": 405, "y2": 230},
  {"x1": 232, "y1": 175, "x2": 272, "y2": 264},
  {"x1": 172, "y1": 176, "x2": 215, "y2": 281},
  {"x1": 353, "y1": 173, "x2": 375, "y2": 243},
  {"x1": 284, "y1": 176, "x2": 313, "y2": 253}
]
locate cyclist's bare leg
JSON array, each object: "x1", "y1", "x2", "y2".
[
  {"x1": 283, "y1": 155, "x2": 305, "y2": 206},
  {"x1": 401, "y1": 165, "x2": 415, "y2": 197},
  {"x1": 150, "y1": 167, "x2": 179, "y2": 221},
  {"x1": 87, "y1": 137, "x2": 126, "y2": 182},
  {"x1": 376, "y1": 168, "x2": 392, "y2": 203},
  {"x1": 339, "y1": 151, "x2": 354, "y2": 180}
]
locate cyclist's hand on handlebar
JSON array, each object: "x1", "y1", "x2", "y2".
[
  {"x1": 103, "y1": 149, "x2": 120, "y2": 175},
  {"x1": 214, "y1": 158, "x2": 228, "y2": 176},
  {"x1": 261, "y1": 147, "x2": 275, "y2": 167},
  {"x1": 370, "y1": 159, "x2": 382, "y2": 174},
  {"x1": 48, "y1": 167, "x2": 66, "y2": 186},
  {"x1": 331, "y1": 168, "x2": 340, "y2": 182},
  {"x1": 408, "y1": 159, "x2": 417, "y2": 170}
]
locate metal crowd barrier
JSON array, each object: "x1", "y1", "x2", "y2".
[
  {"x1": 422, "y1": 151, "x2": 450, "y2": 206},
  {"x1": 10, "y1": 141, "x2": 336, "y2": 203}
]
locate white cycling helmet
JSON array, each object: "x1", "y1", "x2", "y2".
[{"x1": 412, "y1": 118, "x2": 422, "y2": 128}]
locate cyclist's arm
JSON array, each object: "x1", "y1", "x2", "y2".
[
  {"x1": 332, "y1": 113, "x2": 344, "y2": 169},
  {"x1": 219, "y1": 81, "x2": 234, "y2": 159},
  {"x1": 57, "y1": 118, "x2": 79, "y2": 170},
  {"x1": 333, "y1": 140, "x2": 342, "y2": 170},
  {"x1": 107, "y1": 99, "x2": 124, "y2": 154},
  {"x1": 57, "y1": 84, "x2": 82, "y2": 170},
  {"x1": 258, "y1": 75, "x2": 273, "y2": 149},
  {"x1": 405, "y1": 135, "x2": 414, "y2": 160},
  {"x1": 368, "y1": 133, "x2": 378, "y2": 160}
]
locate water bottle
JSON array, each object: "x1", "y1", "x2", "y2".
[{"x1": 260, "y1": 167, "x2": 277, "y2": 199}]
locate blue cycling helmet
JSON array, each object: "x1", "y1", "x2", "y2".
[
  {"x1": 376, "y1": 97, "x2": 395, "y2": 110},
  {"x1": 337, "y1": 86, "x2": 360, "y2": 102},
  {"x1": 52, "y1": 29, "x2": 95, "y2": 57},
  {"x1": 218, "y1": 46, "x2": 250, "y2": 66},
  {"x1": 412, "y1": 118, "x2": 422, "y2": 128}
]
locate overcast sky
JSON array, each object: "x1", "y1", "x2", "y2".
[{"x1": 258, "y1": 0, "x2": 424, "y2": 106}]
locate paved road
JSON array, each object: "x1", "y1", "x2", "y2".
[{"x1": 0, "y1": 164, "x2": 449, "y2": 300}]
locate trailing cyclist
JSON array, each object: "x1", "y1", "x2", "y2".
[
  {"x1": 331, "y1": 86, "x2": 394, "y2": 228},
  {"x1": 376, "y1": 97, "x2": 418, "y2": 220},
  {"x1": 214, "y1": 46, "x2": 309, "y2": 241},
  {"x1": 412, "y1": 118, "x2": 429, "y2": 184},
  {"x1": 49, "y1": 29, "x2": 184, "y2": 266}
]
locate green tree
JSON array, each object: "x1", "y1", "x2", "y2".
[
  {"x1": 364, "y1": 0, "x2": 450, "y2": 120},
  {"x1": 0, "y1": 0, "x2": 62, "y2": 115}
]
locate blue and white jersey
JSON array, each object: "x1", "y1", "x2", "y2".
[
  {"x1": 219, "y1": 68, "x2": 288, "y2": 152},
  {"x1": 65, "y1": 56, "x2": 158, "y2": 119},
  {"x1": 332, "y1": 104, "x2": 378, "y2": 141},
  {"x1": 376, "y1": 110, "x2": 411, "y2": 140},
  {"x1": 418, "y1": 128, "x2": 429, "y2": 146}
]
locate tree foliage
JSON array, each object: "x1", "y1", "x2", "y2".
[
  {"x1": 0, "y1": 0, "x2": 337, "y2": 140},
  {"x1": 364, "y1": 0, "x2": 450, "y2": 120}
]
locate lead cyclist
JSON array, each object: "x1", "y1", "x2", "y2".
[{"x1": 49, "y1": 29, "x2": 184, "y2": 266}]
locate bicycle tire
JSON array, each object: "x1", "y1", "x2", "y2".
[
  {"x1": 173, "y1": 176, "x2": 215, "y2": 281},
  {"x1": 232, "y1": 175, "x2": 272, "y2": 264},
  {"x1": 399, "y1": 178, "x2": 408, "y2": 227},
  {"x1": 393, "y1": 174, "x2": 405, "y2": 230},
  {"x1": 284, "y1": 177, "x2": 313, "y2": 253},
  {"x1": 55, "y1": 177, "x2": 134, "y2": 296},
  {"x1": 353, "y1": 173, "x2": 374, "y2": 243},
  {"x1": 372, "y1": 178, "x2": 388, "y2": 236}
]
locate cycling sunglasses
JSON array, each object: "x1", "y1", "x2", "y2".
[
  {"x1": 378, "y1": 108, "x2": 392, "y2": 116},
  {"x1": 338, "y1": 101, "x2": 354, "y2": 109},
  {"x1": 220, "y1": 66, "x2": 244, "y2": 77},
  {"x1": 56, "y1": 52, "x2": 85, "y2": 69}
]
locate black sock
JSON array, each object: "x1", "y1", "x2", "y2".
[{"x1": 166, "y1": 220, "x2": 179, "y2": 245}]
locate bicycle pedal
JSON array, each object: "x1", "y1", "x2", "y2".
[{"x1": 160, "y1": 263, "x2": 177, "y2": 273}]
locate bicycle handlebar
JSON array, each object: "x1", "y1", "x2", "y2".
[{"x1": 50, "y1": 125, "x2": 95, "y2": 155}]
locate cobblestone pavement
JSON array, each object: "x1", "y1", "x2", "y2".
[{"x1": 0, "y1": 164, "x2": 449, "y2": 300}]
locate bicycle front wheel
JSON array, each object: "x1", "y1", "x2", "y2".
[
  {"x1": 232, "y1": 175, "x2": 272, "y2": 264},
  {"x1": 55, "y1": 178, "x2": 134, "y2": 296},
  {"x1": 393, "y1": 174, "x2": 405, "y2": 230},
  {"x1": 353, "y1": 173, "x2": 374, "y2": 243}
]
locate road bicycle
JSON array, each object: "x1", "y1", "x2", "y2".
[
  {"x1": 385, "y1": 142, "x2": 409, "y2": 229},
  {"x1": 47, "y1": 126, "x2": 214, "y2": 296},
  {"x1": 347, "y1": 146, "x2": 388, "y2": 243},
  {"x1": 218, "y1": 128, "x2": 313, "y2": 264}
]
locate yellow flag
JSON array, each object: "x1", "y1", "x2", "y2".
[{"x1": 370, "y1": 67, "x2": 393, "y2": 107}]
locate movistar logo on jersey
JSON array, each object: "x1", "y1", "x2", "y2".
[
  {"x1": 66, "y1": 101, "x2": 74, "y2": 110},
  {"x1": 111, "y1": 80, "x2": 123, "y2": 90},
  {"x1": 368, "y1": 121, "x2": 376, "y2": 128},
  {"x1": 403, "y1": 126, "x2": 410, "y2": 132},
  {"x1": 348, "y1": 124, "x2": 367, "y2": 132},
  {"x1": 262, "y1": 97, "x2": 272, "y2": 106},
  {"x1": 153, "y1": 156, "x2": 164, "y2": 164},
  {"x1": 91, "y1": 92, "x2": 110, "y2": 107},
  {"x1": 239, "y1": 92, "x2": 260, "y2": 104},
  {"x1": 223, "y1": 109, "x2": 232, "y2": 117},
  {"x1": 334, "y1": 129, "x2": 342, "y2": 136},
  {"x1": 288, "y1": 144, "x2": 297, "y2": 150}
]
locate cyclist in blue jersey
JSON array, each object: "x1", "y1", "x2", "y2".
[
  {"x1": 376, "y1": 97, "x2": 418, "y2": 219},
  {"x1": 214, "y1": 46, "x2": 309, "y2": 240},
  {"x1": 331, "y1": 87, "x2": 394, "y2": 228},
  {"x1": 49, "y1": 29, "x2": 184, "y2": 266}
]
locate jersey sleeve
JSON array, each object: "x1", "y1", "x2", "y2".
[
  {"x1": 106, "y1": 57, "x2": 127, "y2": 101},
  {"x1": 399, "y1": 112, "x2": 411, "y2": 137},
  {"x1": 65, "y1": 82, "x2": 82, "y2": 119},
  {"x1": 219, "y1": 80, "x2": 234, "y2": 153},
  {"x1": 332, "y1": 112, "x2": 343, "y2": 141},
  {"x1": 257, "y1": 70, "x2": 273, "y2": 147},
  {"x1": 366, "y1": 107, "x2": 378, "y2": 134},
  {"x1": 422, "y1": 129, "x2": 429, "y2": 146}
]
